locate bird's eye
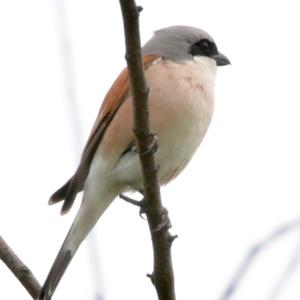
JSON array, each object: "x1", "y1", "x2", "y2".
[
  {"x1": 190, "y1": 39, "x2": 215, "y2": 57},
  {"x1": 199, "y1": 39, "x2": 213, "y2": 56}
]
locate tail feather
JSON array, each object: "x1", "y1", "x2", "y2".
[
  {"x1": 38, "y1": 181, "x2": 118, "y2": 300},
  {"x1": 38, "y1": 218, "x2": 82, "y2": 300},
  {"x1": 38, "y1": 247, "x2": 73, "y2": 300}
]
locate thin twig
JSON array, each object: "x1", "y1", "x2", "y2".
[
  {"x1": 267, "y1": 235, "x2": 300, "y2": 300},
  {"x1": 219, "y1": 217, "x2": 300, "y2": 300},
  {"x1": 118, "y1": 1, "x2": 176, "y2": 300},
  {"x1": 0, "y1": 235, "x2": 41, "y2": 299}
]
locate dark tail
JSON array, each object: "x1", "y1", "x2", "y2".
[
  {"x1": 39, "y1": 177, "x2": 116, "y2": 299},
  {"x1": 37, "y1": 246, "x2": 73, "y2": 300}
]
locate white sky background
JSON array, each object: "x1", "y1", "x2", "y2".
[{"x1": 0, "y1": 0, "x2": 300, "y2": 299}]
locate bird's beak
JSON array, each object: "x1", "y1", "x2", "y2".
[{"x1": 212, "y1": 52, "x2": 231, "y2": 66}]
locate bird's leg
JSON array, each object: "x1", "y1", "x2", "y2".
[
  {"x1": 120, "y1": 193, "x2": 173, "y2": 233},
  {"x1": 119, "y1": 193, "x2": 146, "y2": 218}
]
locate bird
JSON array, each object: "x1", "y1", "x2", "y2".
[{"x1": 38, "y1": 25, "x2": 230, "y2": 299}]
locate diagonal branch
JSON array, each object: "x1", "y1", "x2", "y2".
[
  {"x1": 0, "y1": 235, "x2": 41, "y2": 299},
  {"x1": 118, "y1": 1, "x2": 176, "y2": 300}
]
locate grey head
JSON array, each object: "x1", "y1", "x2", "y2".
[{"x1": 142, "y1": 25, "x2": 230, "y2": 66}]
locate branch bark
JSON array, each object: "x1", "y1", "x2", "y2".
[
  {"x1": 0, "y1": 235, "x2": 41, "y2": 299},
  {"x1": 118, "y1": 2, "x2": 176, "y2": 300}
]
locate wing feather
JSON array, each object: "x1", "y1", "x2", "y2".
[{"x1": 49, "y1": 55, "x2": 160, "y2": 214}]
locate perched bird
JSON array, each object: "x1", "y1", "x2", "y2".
[{"x1": 38, "y1": 25, "x2": 230, "y2": 299}]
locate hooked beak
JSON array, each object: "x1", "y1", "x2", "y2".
[{"x1": 212, "y1": 52, "x2": 231, "y2": 66}]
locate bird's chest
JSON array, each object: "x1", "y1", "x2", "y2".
[
  {"x1": 149, "y1": 60, "x2": 215, "y2": 184},
  {"x1": 155, "y1": 84, "x2": 214, "y2": 183},
  {"x1": 112, "y1": 58, "x2": 216, "y2": 187}
]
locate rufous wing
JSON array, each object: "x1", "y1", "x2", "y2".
[{"x1": 49, "y1": 54, "x2": 160, "y2": 214}]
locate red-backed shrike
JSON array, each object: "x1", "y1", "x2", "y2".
[{"x1": 38, "y1": 25, "x2": 230, "y2": 299}]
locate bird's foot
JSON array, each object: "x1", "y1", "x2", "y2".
[
  {"x1": 138, "y1": 131, "x2": 159, "y2": 156},
  {"x1": 152, "y1": 207, "x2": 172, "y2": 232}
]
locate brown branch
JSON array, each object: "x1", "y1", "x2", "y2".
[
  {"x1": 0, "y1": 235, "x2": 41, "y2": 299},
  {"x1": 118, "y1": 2, "x2": 176, "y2": 300}
]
